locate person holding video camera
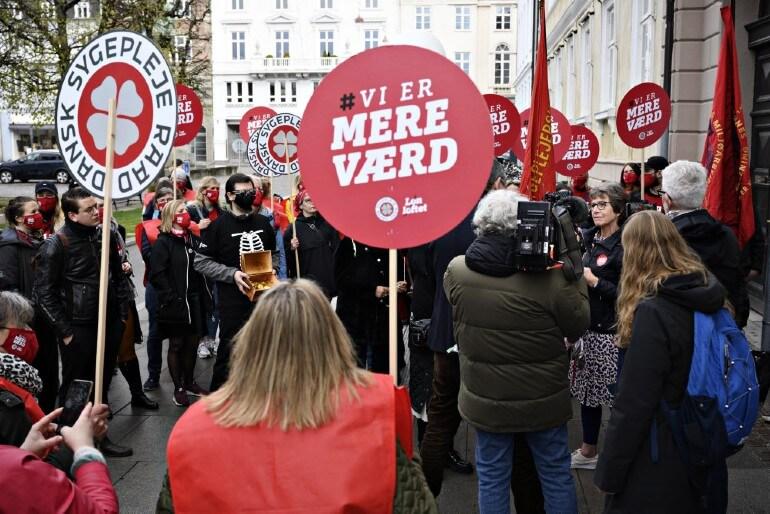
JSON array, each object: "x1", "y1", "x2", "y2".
[
  {"x1": 444, "y1": 189, "x2": 590, "y2": 514},
  {"x1": 569, "y1": 184, "x2": 626, "y2": 470}
]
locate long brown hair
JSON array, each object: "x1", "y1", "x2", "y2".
[
  {"x1": 205, "y1": 280, "x2": 370, "y2": 430},
  {"x1": 615, "y1": 210, "x2": 708, "y2": 347}
]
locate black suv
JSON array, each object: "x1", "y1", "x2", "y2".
[{"x1": 0, "y1": 150, "x2": 71, "y2": 184}]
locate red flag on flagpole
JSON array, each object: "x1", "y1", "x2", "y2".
[
  {"x1": 520, "y1": 0, "x2": 554, "y2": 200},
  {"x1": 701, "y1": 6, "x2": 754, "y2": 248}
]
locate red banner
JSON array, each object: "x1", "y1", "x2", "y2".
[
  {"x1": 519, "y1": 0, "x2": 554, "y2": 200},
  {"x1": 701, "y1": 7, "x2": 754, "y2": 248}
]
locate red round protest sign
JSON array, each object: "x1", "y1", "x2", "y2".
[
  {"x1": 239, "y1": 106, "x2": 277, "y2": 145},
  {"x1": 483, "y1": 94, "x2": 520, "y2": 157},
  {"x1": 555, "y1": 125, "x2": 600, "y2": 177},
  {"x1": 298, "y1": 45, "x2": 493, "y2": 249},
  {"x1": 514, "y1": 107, "x2": 572, "y2": 163},
  {"x1": 174, "y1": 84, "x2": 203, "y2": 147},
  {"x1": 616, "y1": 82, "x2": 671, "y2": 148}
]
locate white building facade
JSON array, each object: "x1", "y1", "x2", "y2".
[{"x1": 211, "y1": 0, "x2": 518, "y2": 164}]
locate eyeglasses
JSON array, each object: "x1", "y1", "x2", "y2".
[
  {"x1": 79, "y1": 205, "x2": 99, "y2": 214},
  {"x1": 590, "y1": 201, "x2": 610, "y2": 211}
]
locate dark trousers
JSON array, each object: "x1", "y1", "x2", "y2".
[
  {"x1": 58, "y1": 317, "x2": 123, "y2": 406},
  {"x1": 581, "y1": 404, "x2": 603, "y2": 446},
  {"x1": 168, "y1": 334, "x2": 198, "y2": 389},
  {"x1": 354, "y1": 339, "x2": 388, "y2": 374},
  {"x1": 420, "y1": 351, "x2": 462, "y2": 497},
  {"x1": 210, "y1": 304, "x2": 252, "y2": 392},
  {"x1": 31, "y1": 315, "x2": 59, "y2": 413},
  {"x1": 145, "y1": 284, "x2": 163, "y2": 381}
]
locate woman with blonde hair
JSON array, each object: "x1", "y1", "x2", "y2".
[
  {"x1": 162, "y1": 280, "x2": 436, "y2": 514},
  {"x1": 594, "y1": 210, "x2": 727, "y2": 513}
]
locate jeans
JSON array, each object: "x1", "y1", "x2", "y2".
[
  {"x1": 145, "y1": 284, "x2": 163, "y2": 381},
  {"x1": 205, "y1": 283, "x2": 219, "y2": 340},
  {"x1": 475, "y1": 425, "x2": 577, "y2": 514}
]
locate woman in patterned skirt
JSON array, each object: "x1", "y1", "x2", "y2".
[{"x1": 569, "y1": 183, "x2": 626, "y2": 469}]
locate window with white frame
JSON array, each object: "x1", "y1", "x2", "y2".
[
  {"x1": 270, "y1": 80, "x2": 298, "y2": 104},
  {"x1": 454, "y1": 52, "x2": 470, "y2": 74},
  {"x1": 231, "y1": 0, "x2": 243, "y2": 9},
  {"x1": 634, "y1": 0, "x2": 654, "y2": 83},
  {"x1": 455, "y1": 6, "x2": 471, "y2": 30},
  {"x1": 321, "y1": 0, "x2": 333, "y2": 7},
  {"x1": 495, "y1": 5, "x2": 512, "y2": 30},
  {"x1": 364, "y1": 30, "x2": 380, "y2": 50},
  {"x1": 320, "y1": 31, "x2": 334, "y2": 56},
  {"x1": 600, "y1": 1, "x2": 617, "y2": 110},
  {"x1": 276, "y1": 0, "x2": 288, "y2": 8},
  {"x1": 416, "y1": 6, "x2": 431, "y2": 30},
  {"x1": 231, "y1": 31, "x2": 245, "y2": 60},
  {"x1": 225, "y1": 82, "x2": 254, "y2": 104},
  {"x1": 173, "y1": 35, "x2": 191, "y2": 64},
  {"x1": 553, "y1": 52, "x2": 562, "y2": 111},
  {"x1": 166, "y1": 0, "x2": 189, "y2": 15},
  {"x1": 74, "y1": 1, "x2": 90, "y2": 19},
  {"x1": 581, "y1": 22, "x2": 592, "y2": 117},
  {"x1": 275, "y1": 31, "x2": 290, "y2": 57},
  {"x1": 364, "y1": 0, "x2": 379, "y2": 8},
  {"x1": 494, "y1": 43, "x2": 511, "y2": 84},
  {"x1": 566, "y1": 36, "x2": 576, "y2": 118}
]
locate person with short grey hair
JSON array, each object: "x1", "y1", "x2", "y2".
[
  {"x1": 661, "y1": 160, "x2": 749, "y2": 327},
  {"x1": 0, "y1": 291, "x2": 34, "y2": 329},
  {"x1": 473, "y1": 189, "x2": 519, "y2": 237}
]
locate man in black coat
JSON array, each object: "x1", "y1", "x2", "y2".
[{"x1": 662, "y1": 160, "x2": 750, "y2": 327}]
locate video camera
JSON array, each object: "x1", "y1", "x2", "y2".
[
  {"x1": 624, "y1": 201, "x2": 657, "y2": 218},
  {"x1": 513, "y1": 190, "x2": 589, "y2": 281}
]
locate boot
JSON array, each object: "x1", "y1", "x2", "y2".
[
  {"x1": 446, "y1": 448, "x2": 473, "y2": 474},
  {"x1": 99, "y1": 436, "x2": 133, "y2": 458},
  {"x1": 119, "y1": 358, "x2": 159, "y2": 410}
]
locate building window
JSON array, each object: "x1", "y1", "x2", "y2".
[
  {"x1": 600, "y1": 0, "x2": 617, "y2": 109},
  {"x1": 225, "y1": 82, "x2": 254, "y2": 104},
  {"x1": 581, "y1": 23, "x2": 592, "y2": 117},
  {"x1": 270, "y1": 80, "x2": 298, "y2": 104},
  {"x1": 364, "y1": 0, "x2": 379, "y2": 8},
  {"x1": 74, "y1": 1, "x2": 90, "y2": 19},
  {"x1": 231, "y1": 31, "x2": 245, "y2": 60},
  {"x1": 494, "y1": 43, "x2": 511, "y2": 84},
  {"x1": 276, "y1": 0, "x2": 288, "y2": 8},
  {"x1": 275, "y1": 31, "x2": 290, "y2": 58},
  {"x1": 364, "y1": 30, "x2": 379, "y2": 50},
  {"x1": 495, "y1": 5, "x2": 512, "y2": 30},
  {"x1": 634, "y1": 0, "x2": 654, "y2": 83},
  {"x1": 455, "y1": 6, "x2": 471, "y2": 30},
  {"x1": 416, "y1": 6, "x2": 431, "y2": 30},
  {"x1": 553, "y1": 52, "x2": 563, "y2": 111},
  {"x1": 320, "y1": 31, "x2": 334, "y2": 56},
  {"x1": 321, "y1": 0, "x2": 333, "y2": 7},
  {"x1": 454, "y1": 52, "x2": 470, "y2": 74},
  {"x1": 231, "y1": 0, "x2": 243, "y2": 9},
  {"x1": 566, "y1": 36, "x2": 576, "y2": 118},
  {"x1": 193, "y1": 127, "x2": 207, "y2": 162},
  {"x1": 173, "y1": 35, "x2": 191, "y2": 64}
]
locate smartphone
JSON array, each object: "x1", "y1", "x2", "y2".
[{"x1": 58, "y1": 380, "x2": 93, "y2": 428}]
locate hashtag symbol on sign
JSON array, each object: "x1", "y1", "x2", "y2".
[{"x1": 340, "y1": 93, "x2": 355, "y2": 111}]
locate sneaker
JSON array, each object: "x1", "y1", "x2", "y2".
[
  {"x1": 185, "y1": 382, "x2": 209, "y2": 397},
  {"x1": 570, "y1": 449, "x2": 598, "y2": 470},
  {"x1": 173, "y1": 388, "x2": 190, "y2": 407},
  {"x1": 197, "y1": 342, "x2": 211, "y2": 359},
  {"x1": 762, "y1": 414, "x2": 770, "y2": 423},
  {"x1": 143, "y1": 377, "x2": 159, "y2": 391}
]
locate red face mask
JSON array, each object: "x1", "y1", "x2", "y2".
[
  {"x1": 252, "y1": 190, "x2": 264, "y2": 207},
  {"x1": 156, "y1": 199, "x2": 169, "y2": 212},
  {"x1": 97, "y1": 207, "x2": 105, "y2": 224},
  {"x1": 175, "y1": 181, "x2": 187, "y2": 192},
  {"x1": 642, "y1": 173, "x2": 657, "y2": 188},
  {"x1": 1, "y1": 327, "x2": 39, "y2": 364},
  {"x1": 37, "y1": 197, "x2": 57, "y2": 214},
  {"x1": 174, "y1": 211, "x2": 192, "y2": 229},
  {"x1": 22, "y1": 213, "x2": 44, "y2": 231},
  {"x1": 622, "y1": 171, "x2": 639, "y2": 185},
  {"x1": 205, "y1": 189, "x2": 220, "y2": 203}
]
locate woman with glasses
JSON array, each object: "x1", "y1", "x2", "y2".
[{"x1": 569, "y1": 183, "x2": 626, "y2": 470}]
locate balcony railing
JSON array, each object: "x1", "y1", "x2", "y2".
[
  {"x1": 260, "y1": 56, "x2": 341, "y2": 70},
  {"x1": 492, "y1": 85, "x2": 514, "y2": 96}
]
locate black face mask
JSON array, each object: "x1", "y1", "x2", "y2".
[{"x1": 232, "y1": 190, "x2": 256, "y2": 210}]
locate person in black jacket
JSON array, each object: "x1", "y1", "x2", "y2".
[
  {"x1": 595, "y1": 210, "x2": 727, "y2": 513},
  {"x1": 150, "y1": 200, "x2": 211, "y2": 407},
  {"x1": 285, "y1": 190, "x2": 338, "y2": 298},
  {"x1": 32, "y1": 187, "x2": 132, "y2": 457},
  {"x1": 569, "y1": 184, "x2": 625, "y2": 470},
  {"x1": 661, "y1": 160, "x2": 749, "y2": 327}
]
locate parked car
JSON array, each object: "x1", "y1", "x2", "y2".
[{"x1": 0, "y1": 150, "x2": 71, "y2": 184}]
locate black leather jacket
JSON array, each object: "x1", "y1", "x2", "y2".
[
  {"x1": 582, "y1": 226, "x2": 623, "y2": 333},
  {"x1": 33, "y1": 220, "x2": 130, "y2": 338}
]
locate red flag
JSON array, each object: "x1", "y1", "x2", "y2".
[
  {"x1": 520, "y1": 0, "x2": 554, "y2": 200},
  {"x1": 701, "y1": 7, "x2": 754, "y2": 248}
]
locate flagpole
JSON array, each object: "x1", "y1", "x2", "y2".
[
  {"x1": 640, "y1": 148, "x2": 645, "y2": 203},
  {"x1": 531, "y1": 0, "x2": 538, "y2": 91}
]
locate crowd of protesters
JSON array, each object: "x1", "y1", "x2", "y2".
[{"x1": 1, "y1": 153, "x2": 768, "y2": 513}]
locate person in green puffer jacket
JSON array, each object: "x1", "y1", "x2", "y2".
[{"x1": 444, "y1": 189, "x2": 590, "y2": 514}]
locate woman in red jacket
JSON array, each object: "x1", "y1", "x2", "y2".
[{"x1": 162, "y1": 280, "x2": 436, "y2": 513}]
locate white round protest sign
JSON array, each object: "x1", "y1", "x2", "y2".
[
  {"x1": 256, "y1": 113, "x2": 301, "y2": 176},
  {"x1": 246, "y1": 131, "x2": 272, "y2": 177},
  {"x1": 56, "y1": 30, "x2": 176, "y2": 199}
]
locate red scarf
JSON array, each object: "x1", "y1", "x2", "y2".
[{"x1": 0, "y1": 378, "x2": 44, "y2": 422}]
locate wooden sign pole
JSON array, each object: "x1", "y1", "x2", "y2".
[
  {"x1": 388, "y1": 248, "x2": 397, "y2": 383},
  {"x1": 286, "y1": 140, "x2": 300, "y2": 278},
  {"x1": 94, "y1": 98, "x2": 117, "y2": 405},
  {"x1": 640, "y1": 147, "x2": 645, "y2": 203},
  {"x1": 172, "y1": 147, "x2": 178, "y2": 199}
]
